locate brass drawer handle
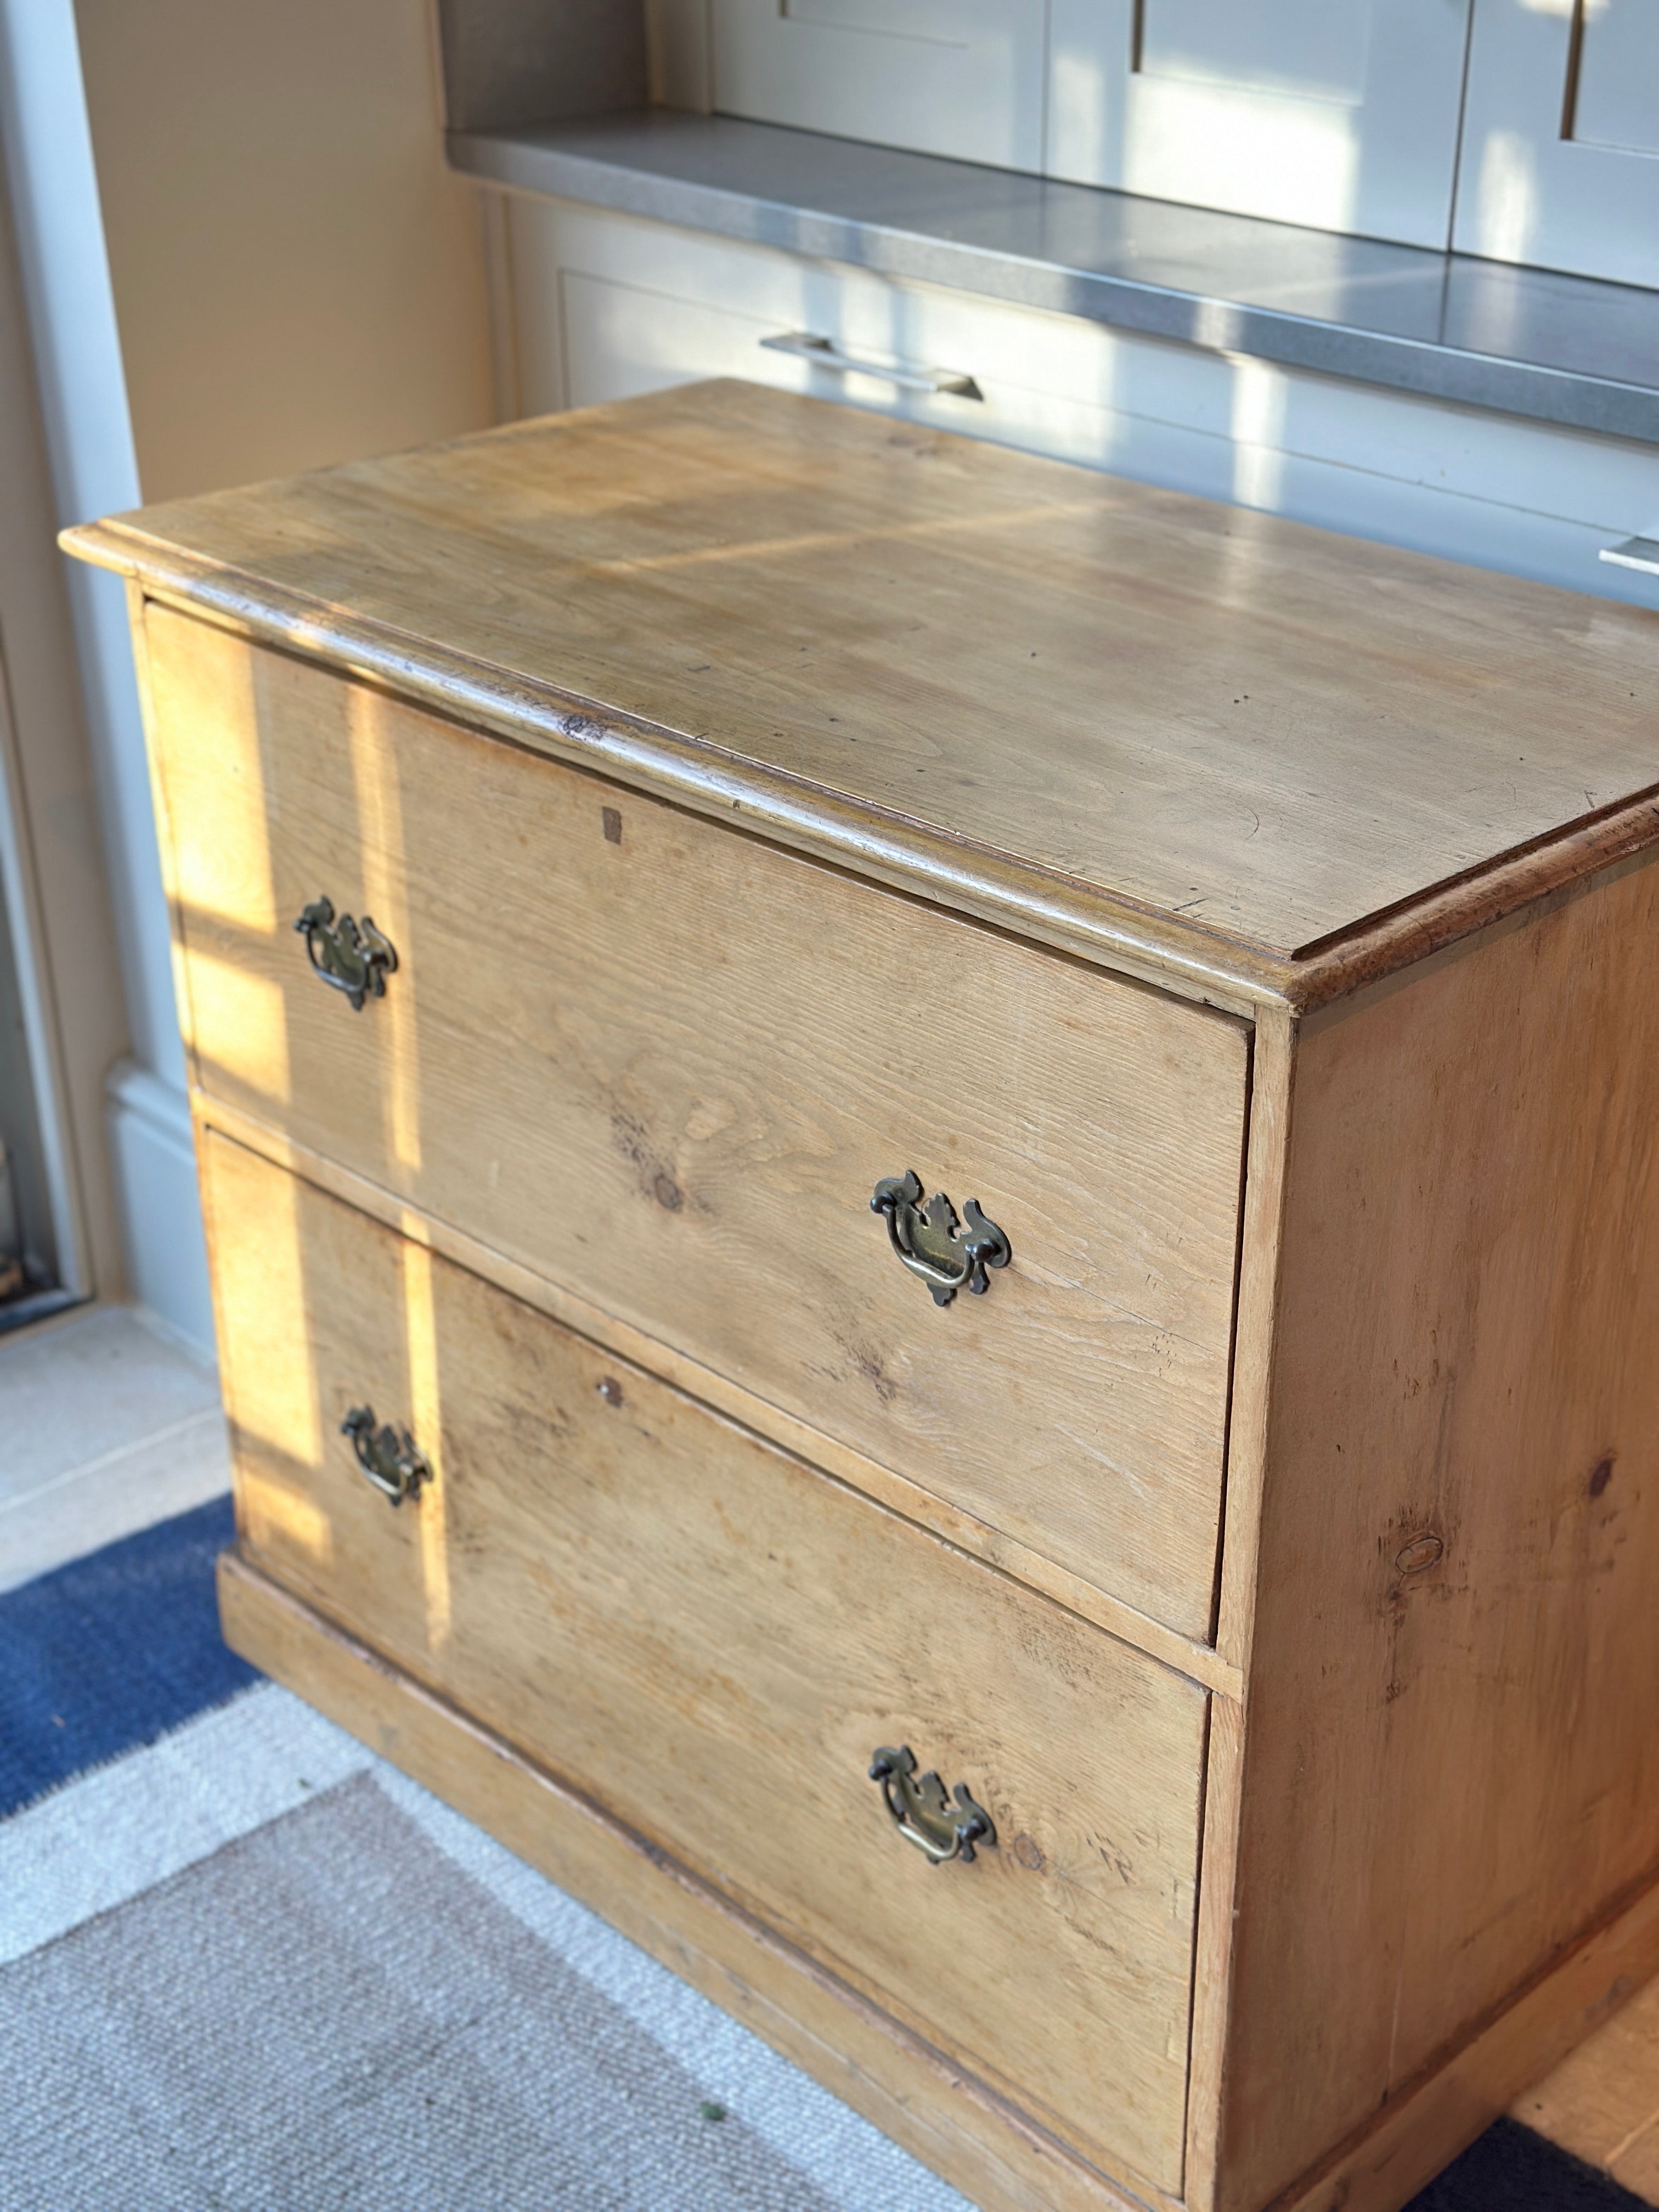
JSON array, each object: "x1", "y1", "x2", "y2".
[
  {"x1": 341, "y1": 1404, "x2": 431, "y2": 1506},
  {"x1": 871, "y1": 1171, "x2": 1011, "y2": 1308},
  {"x1": 294, "y1": 896, "x2": 397, "y2": 1010},
  {"x1": 870, "y1": 1746, "x2": 995, "y2": 1865}
]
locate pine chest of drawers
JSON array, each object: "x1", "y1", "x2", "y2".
[{"x1": 68, "y1": 382, "x2": 1659, "y2": 2212}]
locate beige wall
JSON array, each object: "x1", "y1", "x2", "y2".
[{"x1": 75, "y1": 0, "x2": 494, "y2": 504}]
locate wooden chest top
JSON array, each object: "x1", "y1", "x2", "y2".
[{"x1": 67, "y1": 377, "x2": 1659, "y2": 1010}]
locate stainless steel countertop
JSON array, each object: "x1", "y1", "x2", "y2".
[{"x1": 451, "y1": 109, "x2": 1659, "y2": 447}]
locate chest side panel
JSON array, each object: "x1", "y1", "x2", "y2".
[{"x1": 1218, "y1": 856, "x2": 1659, "y2": 2210}]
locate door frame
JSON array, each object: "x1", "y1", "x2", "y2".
[{"x1": 0, "y1": 146, "x2": 130, "y2": 1316}]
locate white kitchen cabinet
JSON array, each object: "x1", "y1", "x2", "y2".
[
  {"x1": 708, "y1": 0, "x2": 1048, "y2": 171},
  {"x1": 707, "y1": 0, "x2": 1474, "y2": 247},
  {"x1": 1454, "y1": 0, "x2": 1659, "y2": 287},
  {"x1": 1046, "y1": 0, "x2": 1473, "y2": 245}
]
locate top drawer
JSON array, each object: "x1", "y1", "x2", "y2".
[{"x1": 146, "y1": 603, "x2": 1248, "y2": 1639}]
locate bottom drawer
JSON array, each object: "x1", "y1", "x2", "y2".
[{"x1": 204, "y1": 1128, "x2": 1207, "y2": 2196}]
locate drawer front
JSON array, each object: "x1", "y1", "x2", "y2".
[
  {"x1": 206, "y1": 1130, "x2": 1208, "y2": 2196},
  {"x1": 153, "y1": 605, "x2": 1248, "y2": 1638}
]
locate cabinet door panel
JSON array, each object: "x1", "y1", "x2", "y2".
[
  {"x1": 1047, "y1": 0, "x2": 1471, "y2": 246},
  {"x1": 709, "y1": 0, "x2": 1047, "y2": 171},
  {"x1": 1139, "y1": 0, "x2": 1371, "y2": 101},
  {"x1": 1574, "y1": 0, "x2": 1659, "y2": 156},
  {"x1": 559, "y1": 269, "x2": 781, "y2": 410},
  {"x1": 1454, "y1": 0, "x2": 1659, "y2": 284}
]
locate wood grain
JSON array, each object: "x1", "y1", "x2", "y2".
[
  {"x1": 1216, "y1": 855, "x2": 1659, "y2": 2211},
  {"x1": 221, "y1": 1542, "x2": 1659, "y2": 2212},
  {"x1": 193, "y1": 1084, "x2": 1245, "y2": 1699},
  {"x1": 203, "y1": 1128, "x2": 1210, "y2": 2197},
  {"x1": 63, "y1": 380, "x2": 1659, "y2": 999},
  {"x1": 155, "y1": 605, "x2": 1249, "y2": 1639},
  {"x1": 219, "y1": 1549, "x2": 1183, "y2": 2212},
  {"x1": 72, "y1": 371, "x2": 1659, "y2": 2211},
  {"x1": 1184, "y1": 1002, "x2": 1295, "y2": 2205},
  {"x1": 1274, "y1": 1869, "x2": 1659, "y2": 2212}
]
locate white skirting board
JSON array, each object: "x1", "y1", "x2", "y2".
[{"x1": 105, "y1": 1058, "x2": 213, "y2": 1361}]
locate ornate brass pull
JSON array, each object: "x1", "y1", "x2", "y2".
[
  {"x1": 871, "y1": 1172, "x2": 1011, "y2": 1308},
  {"x1": 294, "y1": 896, "x2": 397, "y2": 1011},
  {"x1": 870, "y1": 1746, "x2": 995, "y2": 1865},
  {"x1": 341, "y1": 1404, "x2": 431, "y2": 1507}
]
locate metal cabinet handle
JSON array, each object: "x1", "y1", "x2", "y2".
[
  {"x1": 1601, "y1": 533, "x2": 1659, "y2": 577},
  {"x1": 871, "y1": 1171, "x2": 1011, "y2": 1307},
  {"x1": 870, "y1": 1746, "x2": 995, "y2": 1865},
  {"x1": 294, "y1": 896, "x2": 397, "y2": 1011},
  {"x1": 759, "y1": 331, "x2": 983, "y2": 400},
  {"x1": 341, "y1": 1404, "x2": 431, "y2": 1507}
]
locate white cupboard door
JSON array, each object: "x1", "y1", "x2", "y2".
[
  {"x1": 1046, "y1": 0, "x2": 1473, "y2": 246},
  {"x1": 1454, "y1": 0, "x2": 1659, "y2": 286},
  {"x1": 709, "y1": 0, "x2": 1048, "y2": 171},
  {"x1": 558, "y1": 269, "x2": 787, "y2": 410}
]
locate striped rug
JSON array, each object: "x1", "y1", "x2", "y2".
[{"x1": 0, "y1": 1499, "x2": 1644, "y2": 2211}]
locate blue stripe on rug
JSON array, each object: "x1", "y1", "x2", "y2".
[{"x1": 0, "y1": 1494, "x2": 256, "y2": 1818}]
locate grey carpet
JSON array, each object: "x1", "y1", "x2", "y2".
[{"x1": 0, "y1": 1772, "x2": 845, "y2": 2212}]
